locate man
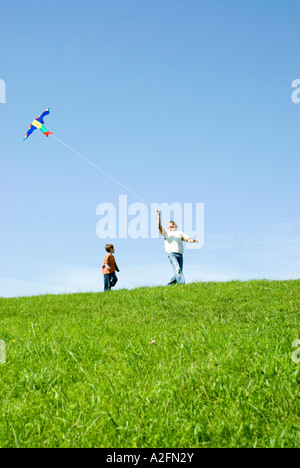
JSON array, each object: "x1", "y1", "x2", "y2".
[{"x1": 156, "y1": 210, "x2": 198, "y2": 285}]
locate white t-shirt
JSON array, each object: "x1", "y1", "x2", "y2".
[{"x1": 161, "y1": 227, "x2": 190, "y2": 254}]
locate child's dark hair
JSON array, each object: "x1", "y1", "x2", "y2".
[{"x1": 105, "y1": 244, "x2": 114, "y2": 253}]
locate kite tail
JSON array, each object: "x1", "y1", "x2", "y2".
[{"x1": 40, "y1": 125, "x2": 53, "y2": 137}]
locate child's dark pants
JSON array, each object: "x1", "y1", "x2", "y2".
[{"x1": 104, "y1": 272, "x2": 118, "y2": 291}]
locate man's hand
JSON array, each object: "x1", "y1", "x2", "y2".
[{"x1": 187, "y1": 238, "x2": 199, "y2": 243}]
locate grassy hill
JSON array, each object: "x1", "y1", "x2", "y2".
[{"x1": 0, "y1": 280, "x2": 299, "y2": 448}]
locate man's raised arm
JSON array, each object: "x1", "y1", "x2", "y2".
[{"x1": 156, "y1": 210, "x2": 163, "y2": 235}]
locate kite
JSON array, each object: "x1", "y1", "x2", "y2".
[{"x1": 23, "y1": 108, "x2": 53, "y2": 141}]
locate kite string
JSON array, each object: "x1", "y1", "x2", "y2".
[{"x1": 51, "y1": 134, "x2": 152, "y2": 208}]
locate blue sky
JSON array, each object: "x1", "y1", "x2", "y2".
[{"x1": 0, "y1": 0, "x2": 299, "y2": 297}]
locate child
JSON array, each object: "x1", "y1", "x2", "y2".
[{"x1": 102, "y1": 244, "x2": 120, "y2": 291}]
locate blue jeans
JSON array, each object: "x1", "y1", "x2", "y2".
[
  {"x1": 104, "y1": 272, "x2": 118, "y2": 291},
  {"x1": 167, "y1": 253, "x2": 185, "y2": 285}
]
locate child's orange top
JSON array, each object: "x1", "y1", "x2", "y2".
[{"x1": 102, "y1": 253, "x2": 117, "y2": 275}]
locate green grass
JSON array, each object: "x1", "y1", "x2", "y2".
[{"x1": 0, "y1": 280, "x2": 299, "y2": 448}]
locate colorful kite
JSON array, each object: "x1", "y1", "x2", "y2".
[{"x1": 23, "y1": 108, "x2": 53, "y2": 141}]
